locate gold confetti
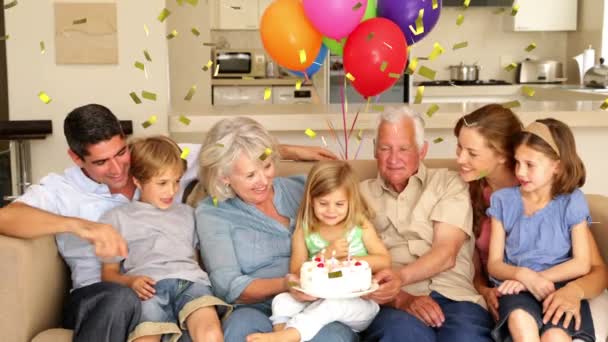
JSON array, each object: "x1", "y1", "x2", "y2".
[
  {"x1": 259, "y1": 148, "x2": 272, "y2": 161},
  {"x1": 372, "y1": 105, "x2": 385, "y2": 112},
  {"x1": 129, "y1": 92, "x2": 142, "y2": 104},
  {"x1": 414, "y1": 86, "x2": 424, "y2": 104},
  {"x1": 0, "y1": 35, "x2": 9, "y2": 41},
  {"x1": 388, "y1": 72, "x2": 401, "y2": 79},
  {"x1": 432, "y1": 0, "x2": 438, "y2": 9},
  {"x1": 366, "y1": 32, "x2": 375, "y2": 41},
  {"x1": 167, "y1": 29, "x2": 178, "y2": 40},
  {"x1": 134, "y1": 61, "x2": 145, "y2": 71},
  {"x1": 40, "y1": 41, "x2": 46, "y2": 54},
  {"x1": 456, "y1": 14, "x2": 464, "y2": 26},
  {"x1": 511, "y1": 4, "x2": 520, "y2": 16},
  {"x1": 215, "y1": 143, "x2": 224, "y2": 148},
  {"x1": 522, "y1": 86, "x2": 535, "y2": 97},
  {"x1": 180, "y1": 147, "x2": 190, "y2": 160},
  {"x1": 305, "y1": 128, "x2": 317, "y2": 138},
  {"x1": 428, "y1": 42, "x2": 445, "y2": 61},
  {"x1": 185, "y1": 0, "x2": 199, "y2": 5},
  {"x1": 477, "y1": 170, "x2": 489, "y2": 179},
  {"x1": 409, "y1": 9, "x2": 425, "y2": 36},
  {"x1": 357, "y1": 129, "x2": 363, "y2": 141},
  {"x1": 345, "y1": 72, "x2": 355, "y2": 81},
  {"x1": 504, "y1": 63, "x2": 517, "y2": 72},
  {"x1": 4, "y1": 1, "x2": 17, "y2": 10},
  {"x1": 453, "y1": 41, "x2": 468, "y2": 50},
  {"x1": 501, "y1": 100, "x2": 521, "y2": 109},
  {"x1": 141, "y1": 91, "x2": 157, "y2": 101},
  {"x1": 299, "y1": 49, "x2": 307, "y2": 64},
  {"x1": 142, "y1": 115, "x2": 158, "y2": 129},
  {"x1": 463, "y1": 0, "x2": 470, "y2": 8},
  {"x1": 214, "y1": 64, "x2": 220, "y2": 77},
  {"x1": 143, "y1": 24, "x2": 150, "y2": 36},
  {"x1": 179, "y1": 115, "x2": 191, "y2": 125},
  {"x1": 203, "y1": 42, "x2": 216, "y2": 47},
  {"x1": 73, "y1": 18, "x2": 87, "y2": 25},
  {"x1": 184, "y1": 85, "x2": 197, "y2": 101},
  {"x1": 406, "y1": 58, "x2": 419, "y2": 75},
  {"x1": 212, "y1": 197, "x2": 218, "y2": 207},
  {"x1": 158, "y1": 8, "x2": 171, "y2": 22},
  {"x1": 601, "y1": 99, "x2": 608, "y2": 110},
  {"x1": 295, "y1": 80, "x2": 302, "y2": 90},
  {"x1": 176, "y1": 0, "x2": 184, "y2": 5},
  {"x1": 144, "y1": 50, "x2": 152, "y2": 62},
  {"x1": 202, "y1": 60, "x2": 213, "y2": 71},
  {"x1": 426, "y1": 104, "x2": 439, "y2": 118},
  {"x1": 418, "y1": 66, "x2": 436, "y2": 80},
  {"x1": 352, "y1": 2, "x2": 362, "y2": 10},
  {"x1": 264, "y1": 88, "x2": 272, "y2": 100},
  {"x1": 38, "y1": 91, "x2": 52, "y2": 104},
  {"x1": 525, "y1": 42, "x2": 536, "y2": 52},
  {"x1": 433, "y1": 137, "x2": 444, "y2": 144},
  {"x1": 380, "y1": 61, "x2": 388, "y2": 72},
  {"x1": 493, "y1": 8, "x2": 506, "y2": 14},
  {"x1": 191, "y1": 27, "x2": 200, "y2": 36}
]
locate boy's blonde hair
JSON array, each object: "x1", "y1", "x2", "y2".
[
  {"x1": 129, "y1": 135, "x2": 185, "y2": 183},
  {"x1": 296, "y1": 161, "x2": 373, "y2": 233}
]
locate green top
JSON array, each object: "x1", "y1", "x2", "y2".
[{"x1": 304, "y1": 225, "x2": 368, "y2": 258}]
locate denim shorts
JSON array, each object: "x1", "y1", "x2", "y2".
[{"x1": 128, "y1": 278, "x2": 231, "y2": 342}]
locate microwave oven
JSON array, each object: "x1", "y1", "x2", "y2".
[{"x1": 214, "y1": 49, "x2": 266, "y2": 78}]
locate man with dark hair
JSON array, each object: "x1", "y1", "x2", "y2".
[{"x1": 0, "y1": 104, "x2": 139, "y2": 342}]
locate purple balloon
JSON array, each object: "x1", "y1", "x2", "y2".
[{"x1": 377, "y1": 0, "x2": 442, "y2": 46}]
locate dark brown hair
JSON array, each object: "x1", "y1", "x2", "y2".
[
  {"x1": 454, "y1": 104, "x2": 523, "y2": 236},
  {"x1": 129, "y1": 135, "x2": 185, "y2": 183},
  {"x1": 515, "y1": 118, "x2": 585, "y2": 197}
]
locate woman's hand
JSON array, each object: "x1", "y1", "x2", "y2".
[
  {"x1": 479, "y1": 286, "x2": 501, "y2": 321},
  {"x1": 284, "y1": 274, "x2": 317, "y2": 302},
  {"x1": 497, "y1": 280, "x2": 526, "y2": 295},
  {"x1": 517, "y1": 268, "x2": 555, "y2": 301},
  {"x1": 542, "y1": 283, "x2": 584, "y2": 330},
  {"x1": 325, "y1": 238, "x2": 349, "y2": 259},
  {"x1": 129, "y1": 276, "x2": 156, "y2": 300}
]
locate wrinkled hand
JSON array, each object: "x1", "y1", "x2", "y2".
[
  {"x1": 130, "y1": 276, "x2": 156, "y2": 300},
  {"x1": 480, "y1": 286, "x2": 501, "y2": 321},
  {"x1": 498, "y1": 280, "x2": 526, "y2": 296},
  {"x1": 76, "y1": 220, "x2": 128, "y2": 259},
  {"x1": 400, "y1": 293, "x2": 445, "y2": 328},
  {"x1": 325, "y1": 238, "x2": 349, "y2": 259},
  {"x1": 363, "y1": 268, "x2": 401, "y2": 305},
  {"x1": 542, "y1": 283, "x2": 583, "y2": 330},
  {"x1": 285, "y1": 274, "x2": 317, "y2": 302},
  {"x1": 518, "y1": 268, "x2": 555, "y2": 301}
]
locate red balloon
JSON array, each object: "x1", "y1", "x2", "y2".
[{"x1": 343, "y1": 18, "x2": 408, "y2": 98}]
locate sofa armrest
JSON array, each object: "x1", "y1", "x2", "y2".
[
  {"x1": 0, "y1": 235, "x2": 69, "y2": 342},
  {"x1": 587, "y1": 194, "x2": 608, "y2": 265}
]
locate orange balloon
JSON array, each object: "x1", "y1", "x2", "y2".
[{"x1": 260, "y1": 0, "x2": 322, "y2": 71}]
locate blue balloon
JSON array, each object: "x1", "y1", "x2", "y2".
[{"x1": 288, "y1": 44, "x2": 328, "y2": 78}]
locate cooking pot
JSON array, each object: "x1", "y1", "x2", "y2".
[{"x1": 449, "y1": 62, "x2": 481, "y2": 82}]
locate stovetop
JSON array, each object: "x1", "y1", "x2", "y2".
[{"x1": 418, "y1": 79, "x2": 512, "y2": 86}]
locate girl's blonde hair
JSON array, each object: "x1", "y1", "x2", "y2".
[
  {"x1": 129, "y1": 135, "x2": 185, "y2": 183},
  {"x1": 296, "y1": 161, "x2": 373, "y2": 232}
]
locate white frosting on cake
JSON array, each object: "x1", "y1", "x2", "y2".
[{"x1": 300, "y1": 257, "x2": 372, "y2": 297}]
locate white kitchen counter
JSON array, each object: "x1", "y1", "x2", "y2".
[{"x1": 211, "y1": 78, "x2": 303, "y2": 86}]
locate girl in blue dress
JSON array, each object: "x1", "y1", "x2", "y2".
[{"x1": 487, "y1": 118, "x2": 595, "y2": 342}]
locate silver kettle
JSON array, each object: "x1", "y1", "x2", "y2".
[{"x1": 583, "y1": 57, "x2": 608, "y2": 88}]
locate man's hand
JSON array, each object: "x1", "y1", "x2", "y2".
[
  {"x1": 399, "y1": 293, "x2": 445, "y2": 328},
  {"x1": 284, "y1": 274, "x2": 317, "y2": 302},
  {"x1": 74, "y1": 219, "x2": 128, "y2": 259},
  {"x1": 479, "y1": 286, "x2": 501, "y2": 321},
  {"x1": 363, "y1": 268, "x2": 401, "y2": 305},
  {"x1": 280, "y1": 145, "x2": 337, "y2": 161},
  {"x1": 129, "y1": 276, "x2": 156, "y2": 300}
]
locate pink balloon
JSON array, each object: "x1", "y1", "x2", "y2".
[{"x1": 303, "y1": 0, "x2": 368, "y2": 40}]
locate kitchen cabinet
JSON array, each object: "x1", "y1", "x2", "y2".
[
  {"x1": 272, "y1": 86, "x2": 314, "y2": 104},
  {"x1": 213, "y1": 86, "x2": 268, "y2": 105},
  {"x1": 505, "y1": 0, "x2": 577, "y2": 31},
  {"x1": 215, "y1": 0, "x2": 258, "y2": 30}
]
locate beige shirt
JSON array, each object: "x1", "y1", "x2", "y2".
[{"x1": 360, "y1": 163, "x2": 486, "y2": 308}]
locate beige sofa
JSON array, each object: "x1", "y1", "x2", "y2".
[{"x1": 1, "y1": 159, "x2": 607, "y2": 342}]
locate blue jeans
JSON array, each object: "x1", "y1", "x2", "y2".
[
  {"x1": 362, "y1": 292, "x2": 493, "y2": 342},
  {"x1": 223, "y1": 302, "x2": 359, "y2": 342},
  {"x1": 141, "y1": 278, "x2": 213, "y2": 324},
  {"x1": 62, "y1": 282, "x2": 141, "y2": 342}
]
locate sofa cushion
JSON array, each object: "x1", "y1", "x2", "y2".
[{"x1": 31, "y1": 328, "x2": 72, "y2": 342}]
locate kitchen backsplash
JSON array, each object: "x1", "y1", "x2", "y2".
[{"x1": 211, "y1": 7, "x2": 569, "y2": 83}]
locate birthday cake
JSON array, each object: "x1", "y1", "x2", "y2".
[{"x1": 300, "y1": 255, "x2": 372, "y2": 297}]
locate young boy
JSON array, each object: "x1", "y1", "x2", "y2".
[{"x1": 100, "y1": 135, "x2": 230, "y2": 342}]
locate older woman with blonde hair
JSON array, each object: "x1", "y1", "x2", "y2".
[{"x1": 194, "y1": 117, "x2": 358, "y2": 342}]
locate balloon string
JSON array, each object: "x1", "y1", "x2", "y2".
[
  {"x1": 340, "y1": 75, "x2": 348, "y2": 160},
  {"x1": 326, "y1": 118, "x2": 346, "y2": 160},
  {"x1": 354, "y1": 133, "x2": 365, "y2": 160},
  {"x1": 347, "y1": 110, "x2": 360, "y2": 141}
]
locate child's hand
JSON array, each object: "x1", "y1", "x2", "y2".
[
  {"x1": 497, "y1": 280, "x2": 526, "y2": 295},
  {"x1": 518, "y1": 268, "x2": 555, "y2": 301},
  {"x1": 326, "y1": 238, "x2": 349, "y2": 259},
  {"x1": 130, "y1": 276, "x2": 156, "y2": 300}
]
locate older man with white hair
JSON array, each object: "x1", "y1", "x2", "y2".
[{"x1": 361, "y1": 107, "x2": 493, "y2": 341}]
